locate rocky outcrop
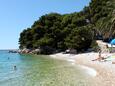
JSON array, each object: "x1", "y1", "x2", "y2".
[{"x1": 18, "y1": 46, "x2": 56, "y2": 55}]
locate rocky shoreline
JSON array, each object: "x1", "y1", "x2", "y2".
[
  {"x1": 17, "y1": 47, "x2": 78, "y2": 55},
  {"x1": 17, "y1": 47, "x2": 57, "y2": 55}
]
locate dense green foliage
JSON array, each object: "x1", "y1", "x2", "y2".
[
  {"x1": 19, "y1": 0, "x2": 115, "y2": 53},
  {"x1": 89, "y1": 0, "x2": 115, "y2": 41},
  {"x1": 19, "y1": 13, "x2": 93, "y2": 51}
]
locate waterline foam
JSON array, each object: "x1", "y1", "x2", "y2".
[
  {"x1": 79, "y1": 65, "x2": 97, "y2": 77},
  {"x1": 67, "y1": 59, "x2": 97, "y2": 77}
]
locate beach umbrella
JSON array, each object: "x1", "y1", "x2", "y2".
[
  {"x1": 110, "y1": 39, "x2": 115, "y2": 53},
  {"x1": 110, "y1": 39, "x2": 115, "y2": 45}
]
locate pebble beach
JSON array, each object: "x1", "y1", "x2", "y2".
[{"x1": 50, "y1": 52, "x2": 115, "y2": 86}]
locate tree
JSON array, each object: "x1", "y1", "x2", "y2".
[
  {"x1": 19, "y1": 0, "x2": 115, "y2": 54},
  {"x1": 64, "y1": 26, "x2": 93, "y2": 51}
]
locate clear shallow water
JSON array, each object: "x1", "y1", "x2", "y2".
[{"x1": 0, "y1": 50, "x2": 94, "y2": 86}]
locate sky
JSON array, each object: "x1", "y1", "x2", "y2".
[{"x1": 0, "y1": 0, "x2": 91, "y2": 49}]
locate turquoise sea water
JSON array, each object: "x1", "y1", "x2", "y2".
[{"x1": 0, "y1": 50, "x2": 93, "y2": 86}]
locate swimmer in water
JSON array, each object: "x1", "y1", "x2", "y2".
[
  {"x1": 8, "y1": 57, "x2": 9, "y2": 60},
  {"x1": 14, "y1": 65, "x2": 17, "y2": 70}
]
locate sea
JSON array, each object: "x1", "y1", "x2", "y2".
[{"x1": 0, "y1": 50, "x2": 94, "y2": 86}]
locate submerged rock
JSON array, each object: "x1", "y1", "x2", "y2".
[{"x1": 9, "y1": 50, "x2": 18, "y2": 53}]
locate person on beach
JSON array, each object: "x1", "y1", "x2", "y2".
[
  {"x1": 92, "y1": 49, "x2": 105, "y2": 61},
  {"x1": 112, "y1": 62, "x2": 115, "y2": 64},
  {"x1": 105, "y1": 44, "x2": 110, "y2": 53}
]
